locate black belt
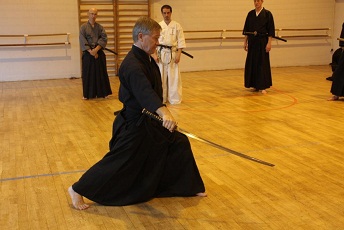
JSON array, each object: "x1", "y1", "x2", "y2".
[
  {"x1": 244, "y1": 31, "x2": 287, "y2": 42},
  {"x1": 243, "y1": 31, "x2": 267, "y2": 37},
  {"x1": 157, "y1": 44, "x2": 194, "y2": 59}
]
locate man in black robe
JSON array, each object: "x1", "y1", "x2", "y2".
[
  {"x1": 243, "y1": 0, "x2": 275, "y2": 94},
  {"x1": 328, "y1": 22, "x2": 344, "y2": 101},
  {"x1": 68, "y1": 16, "x2": 206, "y2": 210},
  {"x1": 79, "y1": 8, "x2": 112, "y2": 100},
  {"x1": 326, "y1": 47, "x2": 343, "y2": 81}
]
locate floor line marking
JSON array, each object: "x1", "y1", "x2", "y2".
[{"x1": 0, "y1": 170, "x2": 86, "y2": 182}]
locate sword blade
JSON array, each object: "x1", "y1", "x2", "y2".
[
  {"x1": 177, "y1": 128, "x2": 274, "y2": 167},
  {"x1": 142, "y1": 109, "x2": 275, "y2": 167}
]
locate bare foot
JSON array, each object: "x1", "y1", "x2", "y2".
[
  {"x1": 68, "y1": 186, "x2": 89, "y2": 210},
  {"x1": 196, "y1": 192, "x2": 207, "y2": 197},
  {"x1": 82, "y1": 97, "x2": 88, "y2": 100},
  {"x1": 327, "y1": 95, "x2": 339, "y2": 101},
  {"x1": 261, "y1": 90, "x2": 267, "y2": 94}
]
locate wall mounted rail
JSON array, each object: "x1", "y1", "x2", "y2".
[
  {"x1": 183, "y1": 28, "x2": 331, "y2": 41},
  {"x1": 0, "y1": 33, "x2": 70, "y2": 47}
]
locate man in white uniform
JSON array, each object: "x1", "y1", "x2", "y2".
[{"x1": 152, "y1": 5, "x2": 186, "y2": 104}]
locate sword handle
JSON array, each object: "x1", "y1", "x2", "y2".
[
  {"x1": 142, "y1": 108, "x2": 179, "y2": 133},
  {"x1": 142, "y1": 109, "x2": 163, "y2": 123}
]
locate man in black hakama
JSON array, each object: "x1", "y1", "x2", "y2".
[
  {"x1": 79, "y1": 8, "x2": 112, "y2": 100},
  {"x1": 328, "y1": 22, "x2": 344, "y2": 101},
  {"x1": 243, "y1": 0, "x2": 275, "y2": 94},
  {"x1": 326, "y1": 47, "x2": 343, "y2": 81},
  {"x1": 68, "y1": 16, "x2": 206, "y2": 210}
]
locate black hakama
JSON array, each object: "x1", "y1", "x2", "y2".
[
  {"x1": 81, "y1": 50, "x2": 112, "y2": 99},
  {"x1": 243, "y1": 8, "x2": 275, "y2": 90},
  {"x1": 72, "y1": 45, "x2": 205, "y2": 206},
  {"x1": 330, "y1": 23, "x2": 344, "y2": 96},
  {"x1": 330, "y1": 50, "x2": 344, "y2": 96}
]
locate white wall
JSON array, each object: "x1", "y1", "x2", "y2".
[
  {"x1": 0, "y1": 0, "x2": 343, "y2": 81},
  {"x1": 151, "y1": 0, "x2": 338, "y2": 72},
  {"x1": 0, "y1": 0, "x2": 81, "y2": 82},
  {"x1": 333, "y1": 0, "x2": 344, "y2": 48}
]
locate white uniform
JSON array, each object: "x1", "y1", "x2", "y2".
[{"x1": 157, "y1": 20, "x2": 186, "y2": 104}]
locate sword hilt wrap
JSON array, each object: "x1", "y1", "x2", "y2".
[{"x1": 142, "y1": 108, "x2": 163, "y2": 123}]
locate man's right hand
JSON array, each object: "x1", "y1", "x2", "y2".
[{"x1": 156, "y1": 106, "x2": 177, "y2": 132}]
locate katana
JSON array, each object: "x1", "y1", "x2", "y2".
[
  {"x1": 243, "y1": 31, "x2": 287, "y2": 42},
  {"x1": 142, "y1": 109, "x2": 275, "y2": 167},
  {"x1": 157, "y1": 44, "x2": 194, "y2": 59},
  {"x1": 85, "y1": 44, "x2": 118, "y2": 55}
]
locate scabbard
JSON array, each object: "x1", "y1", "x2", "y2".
[
  {"x1": 272, "y1": 36, "x2": 287, "y2": 42},
  {"x1": 243, "y1": 31, "x2": 287, "y2": 42},
  {"x1": 181, "y1": 51, "x2": 194, "y2": 59},
  {"x1": 85, "y1": 44, "x2": 118, "y2": 55},
  {"x1": 103, "y1": 47, "x2": 118, "y2": 55}
]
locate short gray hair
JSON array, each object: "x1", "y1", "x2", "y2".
[{"x1": 132, "y1": 16, "x2": 161, "y2": 42}]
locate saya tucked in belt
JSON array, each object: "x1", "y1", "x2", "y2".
[{"x1": 243, "y1": 31, "x2": 287, "y2": 42}]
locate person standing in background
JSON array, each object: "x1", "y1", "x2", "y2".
[
  {"x1": 152, "y1": 5, "x2": 186, "y2": 104},
  {"x1": 243, "y1": 0, "x2": 275, "y2": 94},
  {"x1": 79, "y1": 8, "x2": 112, "y2": 100},
  {"x1": 328, "y1": 22, "x2": 344, "y2": 101},
  {"x1": 326, "y1": 47, "x2": 343, "y2": 81}
]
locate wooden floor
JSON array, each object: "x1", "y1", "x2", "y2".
[{"x1": 1, "y1": 65, "x2": 344, "y2": 230}]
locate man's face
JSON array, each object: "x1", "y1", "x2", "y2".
[
  {"x1": 88, "y1": 9, "x2": 98, "y2": 23},
  {"x1": 254, "y1": 0, "x2": 263, "y2": 9},
  {"x1": 141, "y1": 29, "x2": 160, "y2": 55},
  {"x1": 161, "y1": 8, "x2": 172, "y2": 23}
]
